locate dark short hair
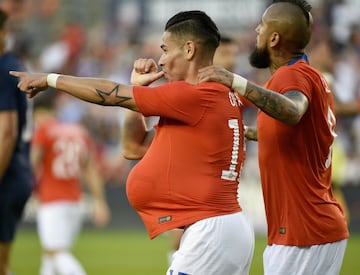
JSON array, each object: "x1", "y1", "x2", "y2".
[
  {"x1": 165, "y1": 10, "x2": 220, "y2": 51},
  {"x1": 0, "y1": 9, "x2": 8, "y2": 29}
]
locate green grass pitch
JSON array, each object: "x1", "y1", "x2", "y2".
[{"x1": 11, "y1": 228, "x2": 360, "y2": 274}]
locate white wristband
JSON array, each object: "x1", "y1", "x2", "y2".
[
  {"x1": 231, "y1": 73, "x2": 247, "y2": 96},
  {"x1": 47, "y1": 73, "x2": 60, "y2": 88}
]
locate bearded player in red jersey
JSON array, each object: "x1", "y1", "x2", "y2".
[{"x1": 197, "y1": 0, "x2": 349, "y2": 274}]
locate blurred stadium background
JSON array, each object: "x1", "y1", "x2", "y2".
[{"x1": 3, "y1": 0, "x2": 360, "y2": 274}]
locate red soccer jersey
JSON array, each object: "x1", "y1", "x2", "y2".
[
  {"x1": 32, "y1": 120, "x2": 93, "y2": 203},
  {"x1": 128, "y1": 81, "x2": 245, "y2": 239},
  {"x1": 257, "y1": 60, "x2": 349, "y2": 246}
]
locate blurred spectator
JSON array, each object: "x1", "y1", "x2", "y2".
[
  {"x1": 332, "y1": 23, "x2": 360, "y2": 184},
  {"x1": 330, "y1": 0, "x2": 360, "y2": 52}
]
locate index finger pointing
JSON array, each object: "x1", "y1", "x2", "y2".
[{"x1": 9, "y1": 71, "x2": 25, "y2": 78}]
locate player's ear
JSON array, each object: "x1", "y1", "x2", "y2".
[
  {"x1": 269, "y1": 32, "x2": 280, "y2": 47},
  {"x1": 184, "y1": 41, "x2": 195, "y2": 60}
]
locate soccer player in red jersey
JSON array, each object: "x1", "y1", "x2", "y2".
[
  {"x1": 121, "y1": 35, "x2": 243, "y2": 266},
  {"x1": 11, "y1": 10, "x2": 254, "y2": 275},
  {"x1": 31, "y1": 92, "x2": 110, "y2": 275},
  {"x1": 197, "y1": 0, "x2": 349, "y2": 274}
]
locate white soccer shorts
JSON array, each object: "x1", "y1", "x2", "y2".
[
  {"x1": 263, "y1": 239, "x2": 348, "y2": 275},
  {"x1": 37, "y1": 201, "x2": 83, "y2": 250},
  {"x1": 167, "y1": 211, "x2": 255, "y2": 275}
]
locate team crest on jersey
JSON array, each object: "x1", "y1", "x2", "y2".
[{"x1": 229, "y1": 91, "x2": 243, "y2": 107}]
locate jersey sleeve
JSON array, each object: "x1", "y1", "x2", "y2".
[
  {"x1": 133, "y1": 81, "x2": 207, "y2": 125},
  {"x1": 269, "y1": 65, "x2": 313, "y2": 101}
]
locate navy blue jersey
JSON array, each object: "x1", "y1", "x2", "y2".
[{"x1": 0, "y1": 52, "x2": 32, "y2": 191}]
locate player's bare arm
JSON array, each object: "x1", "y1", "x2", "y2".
[
  {"x1": 0, "y1": 111, "x2": 17, "y2": 180},
  {"x1": 197, "y1": 66, "x2": 309, "y2": 125},
  {"x1": 121, "y1": 110, "x2": 155, "y2": 160},
  {"x1": 10, "y1": 61, "x2": 164, "y2": 112},
  {"x1": 10, "y1": 71, "x2": 138, "y2": 111},
  {"x1": 84, "y1": 155, "x2": 110, "y2": 228},
  {"x1": 245, "y1": 83, "x2": 308, "y2": 125},
  {"x1": 30, "y1": 144, "x2": 44, "y2": 177}
]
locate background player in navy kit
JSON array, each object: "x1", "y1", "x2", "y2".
[{"x1": 0, "y1": 8, "x2": 32, "y2": 275}]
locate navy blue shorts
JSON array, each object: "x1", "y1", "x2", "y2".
[{"x1": 0, "y1": 186, "x2": 31, "y2": 242}]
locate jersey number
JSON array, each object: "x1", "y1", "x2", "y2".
[
  {"x1": 52, "y1": 139, "x2": 86, "y2": 179},
  {"x1": 221, "y1": 119, "x2": 241, "y2": 181},
  {"x1": 325, "y1": 106, "x2": 337, "y2": 169}
]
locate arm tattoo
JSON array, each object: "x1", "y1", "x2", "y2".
[
  {"x1": 96, "y1": 85, "x2": 132, "y2": 106},
  {"x1": 245, "y1": 82, "x2": 303, "y2": 124}
]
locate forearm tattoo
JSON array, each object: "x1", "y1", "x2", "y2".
[
  {"x1": 245, "y1": 82, "x2": 301, "y2": 124},
  {"x1": 96, "y1": 85, "x2": 132, "y2": 106}
]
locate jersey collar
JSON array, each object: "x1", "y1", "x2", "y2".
[{"x1": 288, "y1": 53, "x2": 309, "y2": 65}]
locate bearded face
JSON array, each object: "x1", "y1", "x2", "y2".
[{"x1": 249, "y1": 45, "x2": 271, "y2": 69}]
